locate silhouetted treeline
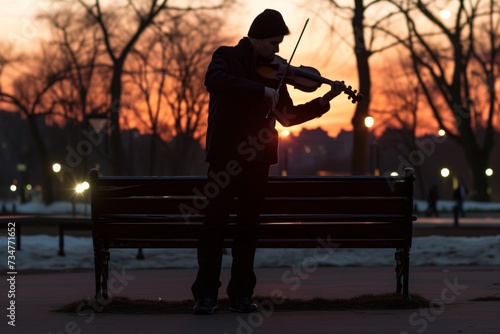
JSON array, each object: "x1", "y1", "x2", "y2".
[
  {"x1": 0, "y1": 109, "x2": 206, "y2": 202},
  {"x1": 2, "y1": 109, "x2": 499, "y2": 202}
]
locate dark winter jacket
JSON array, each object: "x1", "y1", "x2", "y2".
[{"x1": 204, "y1": 37, "x2": 330, "y2": 164}]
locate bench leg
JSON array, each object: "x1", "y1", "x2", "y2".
[
  {"x1": 402, "y1": 247, "x2": 410, "y2": 300},
  {"x1": 395, "y1": 248, "x2": 411, "y2": 300},
  {"x1": 16, "y1": 224, "x2": 21, "y2": 250},
  {"x1": 395, "y1": 248, "x2": 403, "y2": 294},
  {"x1": 136, "y1": 248, "x2": 144, "y2": 260},
  {"x1": 94, "y1": 250, "x2": 110, "y2": 299},
  {"x1": 58, "y1": 225, "x2": 65, "y2": 256}
]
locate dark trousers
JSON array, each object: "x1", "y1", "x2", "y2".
[{"x1": 191, "y1": 161, "x2": 269, "y2": 300}]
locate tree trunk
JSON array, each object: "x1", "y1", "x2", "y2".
[
  {"x1": 350, "y1": 0, "x2": 371, "y2": 175},
  {"x1": 460, "y1": 133, "x2": 492, "y2": 201},
  {"x1": 109, "y1": 65, "x2": 127, "y2": 176},
  {"x1": 27, "y1": 117, "x2": 54, "y2": 204},
  {"x1": 469, "y1": 160, "x2": 490, "y2": 201},
  {"x1": 148, "y1": 133, "x2": 158, "y2": 176},
  {"x1": 450, "y1": 69, "x2": 493, "y2": 201}
]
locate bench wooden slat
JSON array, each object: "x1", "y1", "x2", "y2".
[
  {"x1": 93, "y1": 175, "x2": 407, "y2": 198},
  {"x1": 105, "y1": 239, "x2": 408, "y2": 249},
  {"x1": 97, "y1": 222, "x2": 408, "y2": 240},
  {"x1": 93, "y1": 197, "x2": 410, "y2": 215},
  {"x1": 94, "y1": 213, "x2": 409, "y2": 224}
]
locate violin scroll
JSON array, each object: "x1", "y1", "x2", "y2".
[{"x1": 340, "y1": 81, "x2": 363, "y2": 104}]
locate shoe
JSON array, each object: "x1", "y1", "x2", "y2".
[
  {"x1": 193, "y1": 298, "x2": 217, "y2": 315},
  {"x1": 229, "y1": 297, "x2": 258, "y2": 313}
]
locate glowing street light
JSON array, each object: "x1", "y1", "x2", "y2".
[
  {"x1": 438, "y1": 129, "x2": 446, "y2": 137},
  {"x1": 364, "y1": 116, "x2": 374, "y2": 128},
  {"x1": 280, "y1": 129, "x2": 291, "y2": 137},
  {"x1": 439, "y1": 9, "x2": 451, "y2": 19},
  {"x1": 75, "y1": 181, "x2": 90, "y2": 193},
  {"x1": 440, "y1": 168, "x2": 450, "y2": 178},
  {"x1": 52, "y1": 163, "x2": 62, "y2": 173},
  {"x1": 485, "y1": 168, "x2": 493, "y2": 177},
  {"x1": 75, "y1": 184, "x2": 84, "y2": 193}
]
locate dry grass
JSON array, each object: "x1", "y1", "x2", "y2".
[
  {"x1": 53, "y1": 293, "x2": 430, "y2": 314},
  {"x1": 470, "y1": 296, "x2": 500, "y2": 302}
]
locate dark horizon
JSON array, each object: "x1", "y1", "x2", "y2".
[{"x1": 1, "y1": 109, "x2": 499, "y2": 203}]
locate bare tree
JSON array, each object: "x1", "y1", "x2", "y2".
[
  {"x1": 72, "y1": 0, "x2": 169, "y2": 175},
  {"x1": 0, "y1": 46, "x2": 67, "y2": 204},
  {"x1": 127, "y1": 31, "x2": 171, "y2": 175},
  {"x1": 39, "y1": 8, "x2": 107, "y2": 183},
  {"x1": 372, "y1": 53, "x2": 431, "y2": 198},
  {"x1": 315, "y1": 0, "x2": 400, "y2": 175},
  {"x1": 72, "y1": 0, "x2": 236, "y2": 175},
  {"x1": 382, "y1": 0, "x2": 500, "y2": 201},
  {"x1": 159, "y1": 13, "x2": 230, "y2": 174},
  {"x1": 126, "y1": 11, "x2": 231, "y2": 175}
]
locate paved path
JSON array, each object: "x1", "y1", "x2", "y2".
[
  {"x1": 414, "y1": 212, "x2": 500, "y2": 227},
  {"x1": 2, "y1": 266, "x2": 499, "y2": 334}
]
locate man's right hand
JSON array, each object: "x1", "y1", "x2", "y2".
[{"x1": 264, "y1": 87, "x2": 279, "y2": 110}]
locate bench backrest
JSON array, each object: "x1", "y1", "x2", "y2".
[{"x1": 90, "y1": 168, "x2": 415, "y2": 248}]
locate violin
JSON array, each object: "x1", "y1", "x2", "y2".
[{"x1": 258, "y1": 56, "x2": 363, "y2": 104}]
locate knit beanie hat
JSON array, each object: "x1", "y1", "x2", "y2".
[{"x1": 248, "y1": 9, "x2": 290, "y2": 39}]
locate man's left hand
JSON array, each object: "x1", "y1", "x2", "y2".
[{"x1": 319, "y1": 81, "x2": 345, "y2": 106}]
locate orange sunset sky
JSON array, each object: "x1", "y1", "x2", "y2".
[{"x1": 0, "y1": 0, "x2": 406, "y2": 138}]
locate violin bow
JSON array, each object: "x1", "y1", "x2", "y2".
[{"x1": 266, "y1": 18, "x2": 310, "y2": 118}]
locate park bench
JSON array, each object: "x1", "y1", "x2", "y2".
[
  {"x1": 90, "y1": 167, "x2": 416, "y2": 300},
  {"x1": 0, "y1": 215, "x2": 90, "y2": 254}
]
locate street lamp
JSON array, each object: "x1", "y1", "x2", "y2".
[
  {"x1": 74, "y1": 181, "x2": 90, "y2": 215},
  {"x1": 280, "y1": 130, "x2": 291, "y2": 176},
  {"x1": 364, "y1": 116, "x2": 379, "y2": 175},
  {"x1": 486, "y1": 168, "x2": 493, "y2": 196},
  {"x1": 52, "y1": 162, "x2": 63, "y2": 201},
  {"x1": 9, "y1": 184, "x2": 17, "y2": 207},
  {"x1": 440, "y1": 168, "x2": 451, "y2": 200}
]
